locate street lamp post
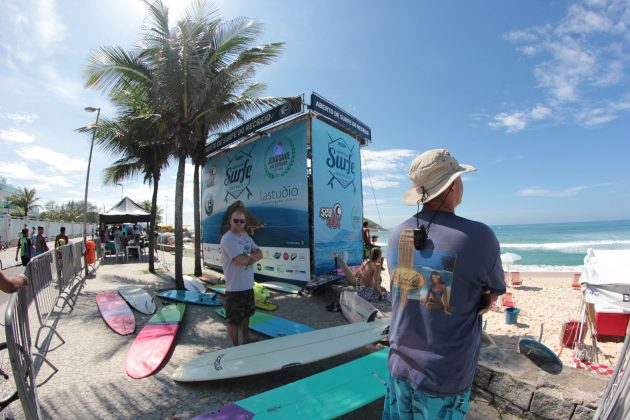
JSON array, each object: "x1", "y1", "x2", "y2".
[
  {"x1": 83, "y1": 106, "x2": 100, "y2": 277},
  {"x1": 116, "y1": 183, "x2": 124, "y2": 199}
]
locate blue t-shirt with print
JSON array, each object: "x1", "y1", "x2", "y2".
[{"x1": 387, "y1": 210, "x2": 505, "y2": 396}]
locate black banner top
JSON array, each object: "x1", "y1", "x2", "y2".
[
  {"x1": 309, "y1": 92, "x2": 371, "y2": 142},
  {"x1": 206, "y1": 98, "x2": 302, "y2": 156}
]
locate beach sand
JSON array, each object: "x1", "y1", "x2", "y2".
[{"x1": 380, "y1": 268, "x2": 624, "y2": 371}]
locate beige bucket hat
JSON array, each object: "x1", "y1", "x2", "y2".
[{"x1": 402, "y1": 149, "x2": 477, "y2": 205}]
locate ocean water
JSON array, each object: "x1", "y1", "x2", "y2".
[{"x1": 373, "y1": 219, "x2": 630, "y2": 272}]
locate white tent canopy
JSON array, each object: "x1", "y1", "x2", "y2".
[{"x1": 581, "y1": 249, "x2": 630, "y2": 311}]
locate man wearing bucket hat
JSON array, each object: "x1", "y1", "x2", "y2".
[{"x1": 383, "y1": 149, "x2": 505, "y2": 419}]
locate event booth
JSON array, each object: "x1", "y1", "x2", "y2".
[
  {"x1": 202, "y1": 93, "x2": 371, "y2": 284},
  {"x1": 99, "y1": 197, "x2": 151, "y2": 226}
]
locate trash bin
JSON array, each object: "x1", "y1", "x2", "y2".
[
  {"x1": 505, "y1": 307, "x2": 520, "y2": 325},
  {"x1": 86, "y1": 240, "x2": 97, "y2": 264}
]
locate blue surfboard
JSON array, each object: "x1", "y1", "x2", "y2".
[
  {"x1": 158, "y1": 290, "x2": 222, "y2": 306},
  {"x1": 216, "y1": 308, "x2": 314, "y2": 338}
]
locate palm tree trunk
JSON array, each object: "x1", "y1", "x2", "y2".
[
  {"x1": 148, "y1": 172, "x2": 160, "y2": 273},
  {"x1": 193, "y1": 162, "x2": 202, "y2": 276},
  {"x1": 174, "y1": 154, "x2": 186, "y2": 290}
]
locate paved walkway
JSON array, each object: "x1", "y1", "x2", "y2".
[{"x1": 1, "y1": 251, "x2": 500, "y2": 419}]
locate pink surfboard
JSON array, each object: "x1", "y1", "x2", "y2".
[
  {"x1": 96, "y1": 291, "x2": 135, "y2": 335},
  {"x1": 125, "y1": 303, "x2": 185, "y2": 379}
]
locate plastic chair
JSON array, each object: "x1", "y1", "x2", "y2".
[
  {"x1": 113, "y1": 241, "x2": 126, "y2": 262},
  {"x1": 572, "y1": 273, "x2": 581, "y2": 289},
  {"x1": 501, "y1": 292, "x2": 515, "y2": 308},
  {"x1": 511, "y1": 272, "x2": 522, "y2": 286}
]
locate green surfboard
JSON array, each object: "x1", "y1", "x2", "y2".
[{"x1": 194, "y1": 348, "x2": 388, "y2": 419}]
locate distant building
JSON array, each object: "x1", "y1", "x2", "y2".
[{"x1": 0, "y1": 177, "x2": 40, "y2": 217}]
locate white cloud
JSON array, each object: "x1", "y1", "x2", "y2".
[
  {"x1": 0, "y1": 161, "x2": 73, "y2": 188},
  {"x1": 530, "y1": 105, "x2": 552, "y2": 120},
  {"x1": 360, "y1": 148, "x2": 416, "y2": 173},
  {"x1": 518, "y1": 185, "x2": 590, "y2": 197},
  {"x1": 363, "y1": 175, "x2": 404, "y2": 190},
  {"x1": 494, "y1": 0, "x2": 630, "y2": 130},
  {"x1": 1, "y1": 112, "x2": 38, "y2": 123},
  {"x1": 0, "y1": 128, "x2": 35, "y2": 144},
  {"x1": 489, "y1": 112, "x2": 527, "y2": 133},
  {"x1": 16, "y1": 146, "x2": 87, "y2": 173},
  {"x1": 35, "y1": 0, "x2": 67, "y2": 50}
]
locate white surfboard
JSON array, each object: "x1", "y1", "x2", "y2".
[
  {"x1": 169, "y1": 274, "x2": 207, "y2": 293},
  {"x1": 261, "y1": 281, "x2": 304, "y2": 294},
  {"x1": 117, "y1": 286, "x2": 156, "y2": 315},
  {"x1": 340, "y1": 291, "x2": 385, "y2": 324},
  {"x1": 173, "y1": 318, "x2": 390, "y2": 382}
]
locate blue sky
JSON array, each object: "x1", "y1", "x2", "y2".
[{"x1": 1, "y1": 0, "x2": 629, "y2": 228}]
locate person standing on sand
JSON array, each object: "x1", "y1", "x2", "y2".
[
  {"x1": 363, "y1": 221, "x2": 371, "y2": 258},
  {"x1": 220, "y1": 206, "x2": 263, "y2": 346},
  {"x1": 384, "y1": 149, "x2": 505, "y2": 419}
]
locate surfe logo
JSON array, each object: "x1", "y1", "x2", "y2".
[
  {"x1": 319, "y1": 203, "x2": 342, "y2": 229},
  {"x1": 325, "y1": 132, "x2": 357, "y2": 191},
  {"x1": 224, "y1": 149, "x2": 254, "y2": 202}
]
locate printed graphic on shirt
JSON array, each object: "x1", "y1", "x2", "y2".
[{"x1": 390, "y1": 229, "x2": 457, "y2": 315}]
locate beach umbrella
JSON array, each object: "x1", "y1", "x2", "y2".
[{"x1": 501, "y1": 252, "x2": 522, "y2": 274}]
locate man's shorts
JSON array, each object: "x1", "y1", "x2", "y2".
[
  {"x1": 382, "y1": 374, "x2": 471, "y2": 420},
  {"x1": 224, "y1": 289, "x2": 255, "y2": 325}
]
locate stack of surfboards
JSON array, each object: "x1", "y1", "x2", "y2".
[
  {"x1": 173, "y1": 318, "x2": 389, "y2": 382},
  {"x1": 209, "y1": 283, "x2": 277, "y2": 311},
  {"x1": 193, "y1": 348, "x2": 389, "y2": 419}
]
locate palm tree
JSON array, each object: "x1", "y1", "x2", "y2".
[
  {"x1": 78, "y1": 108, "x2": 171, "y2": 273},
  {"x1": 84, "y1": 0, "x2": 284, "y2": 287},
  {"x1": 9, "y1": 187, "x2": 40, "y2": 217},
  {"x1": 140, "y1": 200, "x2": 162, "y2": 224}
]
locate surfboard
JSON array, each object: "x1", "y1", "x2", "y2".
[
  {"x1": 340, "y1": 291, "x2": 385, "y2": 324},
  {"x1": 192, "y1": 348, "x2": 389, "y2": 420},
  {"x1": 260, "y1": 281, "x2": 304, "y2": 294},
  {"x1": 169, "y1": 274, "x2": 207, "y2": 293},
  {"x1": 125, "y1": 303, "x2": 185, "y2": 379},
  {"x1": 117, "y1": 285, "x2": 156, "y2": 315},
  {"x1": 96, "y1": 291, "x2": 135, "y2": 335},
  {"x1": 158, "y1": 290, "x2": 222, "y2": 306},
  {"x1": 215, "y1": 308, "x2": 314, "y2": 338},
  {"x1": 210, "y1": 283, "x2": 277, "y2": 311},
  {"x1": 173, "y1": 318, "x2": 389, "y2": 382},
  {"x1": 518, "y1": 337, "x2": 563, "y2": 375},
  {"x1": 305, "y1": 272, "x2": 345, "y2": 290}
]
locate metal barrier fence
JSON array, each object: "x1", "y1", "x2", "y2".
[{"x1": 4, "y1": 237, "x2": 100, "y2": 419}]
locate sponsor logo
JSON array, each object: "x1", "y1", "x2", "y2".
[
  {"x1": 224, "y1": 149, "x2": 254, "y2": 202},
  {"x1": 256, "y1": 263, "x2": 262, "y2": 271},
  {"x1": 214, "y1": 354, "x2": 224, "y2": 371},
  {"x1": 264, "y1": 266, "x2": 275, "y2": 272},
  {"x1": 276, "y1": 266, "x2": 284, "y2": 273},
  {"x1": 319, "y1": 203, "x2": 342, "y2": 229},
  {"x1": 283, "y1": 252, "x2": 290, "y2": 261},
  {"x1": 264, "y1": 138, "x2": 296, "y2": 179},
  {"x1": 273, "y1": 252, "x2": 281, "y2": 259},
  {"x1": 204, "y1": 193, "x2": 214, "y2": 216},
  {"x1": 290, "y1": 252, "x2": 297, "y2": 261},
  {"x1": 286, "y1": 269, "x2": 294, "y2": 273},
  {"x1": 325, "y1": 132, "x2": 357, "y2": 192},
  {"x1": 260, "y1": 185, "x2": 300, "y2": 202}
]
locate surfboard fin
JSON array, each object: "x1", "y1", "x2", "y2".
[{"x1": 367, "y1": 310, "x2": 379, "y2": 323}]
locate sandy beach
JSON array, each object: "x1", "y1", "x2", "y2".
[
  {"x1": 380, "y1": 268, "x2": 624, "y2": 371},
  {"x1": 478, "y1": 272, "x2": 623, "y2": 370}
]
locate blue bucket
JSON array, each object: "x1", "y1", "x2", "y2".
[{"x1": 505, "y1": 307, "x2": 520, "y2": 325}]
